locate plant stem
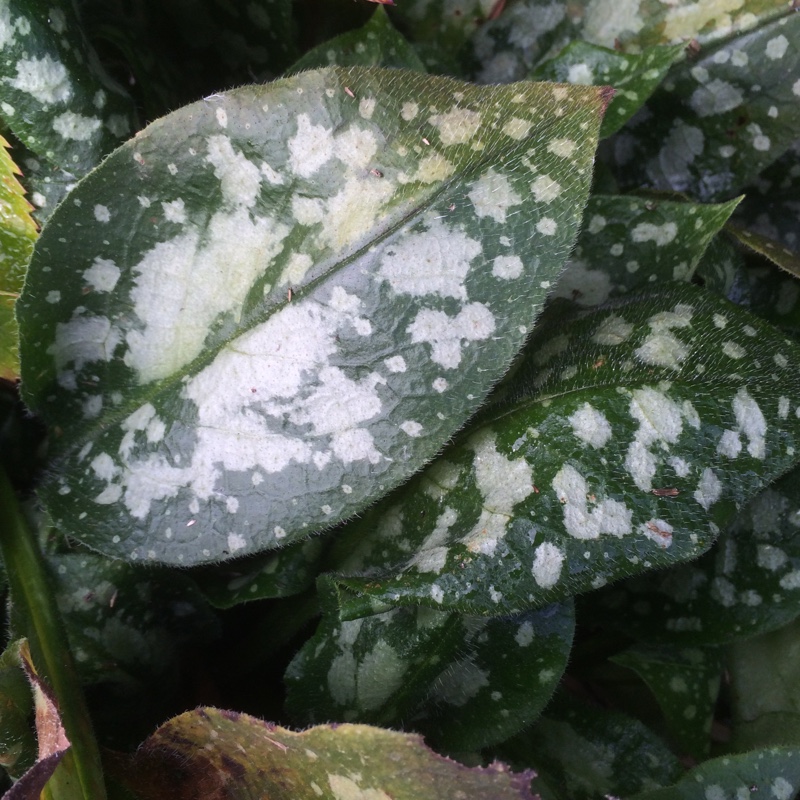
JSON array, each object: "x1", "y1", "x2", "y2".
[{"x1": 0, "y1": 467, "x2": 107, "y2": 800}]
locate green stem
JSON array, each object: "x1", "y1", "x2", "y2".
[{"x1": 0, "y1": 467, "x2": 107, "y2": 800}]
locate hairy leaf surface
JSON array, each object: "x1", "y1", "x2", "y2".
[
  {"x1": 18, "y1": 67, "x2": 608, "y2": 565},
  {"x1": 327, "y1": 284, "x2": 800, "y2": 616}
]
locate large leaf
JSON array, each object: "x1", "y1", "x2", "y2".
[
  {"x1": 114, "y1": 711, "x2": 537, "y2": 800},
  {"x1": 584, "y1": 465, "x2": 800, "y2": 645},
  {"x1": 0, "y1": 0, "x2": 135, "y2": 176},
  {"x1": 325, "y1": 284, "x2": 800, "y2": 616},
  {"x1": 609, "y1": 13, "x2": 800, "y2": 201},
  {"x1": 17, "y1": 67, "x2": 609, "y2": 565},
  {"x1": 286, "y1": 587, "x2": 573, "y2": 751}
]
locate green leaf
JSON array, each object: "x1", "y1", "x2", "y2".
[
  {"x1": 0, "y1": 640, "x2": 36, "y2": 781},
  {"x1": 471, "y1": 0, "x2": 582, "y2": 83},
  {"x1": 694, "y1": 229, "x2": 748, "y2": 300},
  {"x1": 194, "y1": 538, "x2": 326, "y2": 608},
  {"x1": 496, "y1": 691, "x2": 682, "y2": 800},
  {"x1": 584, "y1": 465, "x2": 800, "y2": 645},
  {"x1": 532, "y1": 41, "x2": 685, "y2": 138},
  {"x1": 727, "y1": 616, "x2": 800, "y2": 751},
  {"x1": 286, "y1": 587, "x2": 573, "y2": 750},
  {"x1": 611, "y1": 644, "x2": 722, "y2": 758},
  {"x1": 289, "y1": 7, "x2": 426, "y2": 73},
  {"x1": 610, "y1": 13, "x2": 800, "y2": 201},
  {"x1": 0, "y1": 0, "x2": 136, "y2": 176},
  {"x1": 728, "y1": 226, "x2": 800, "y2": 281},
  {"x1": 326, "y1": 284, "x2": 800, "y2": 616},
  {"x1": 0, "y1": 135, "x2": 36, "y2": 380},
  {"x1": 629, "y1": 747, "x2": 800, "y2": 800},
  {"x1": 577, "y1": 0, "x2": 790, "y2": 51},
  {"x1": 554, "y1": 194, "x2": 740, "y2": 307},
  {"x1": 115, "y1": 711, "x2": 538, "y2": 800},
  {"x1": 17, "y1": 67, "x2": 608, "y2": 565}
]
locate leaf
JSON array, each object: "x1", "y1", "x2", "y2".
[
  {"x1": 694, "y1": 228, "x2": 748, "y2": 301},
  {"x1": 17, "y1": 67, "x2": 609, "y2": 566},
  {"x1": 578, "y1": 0, "x2": 789, "y2": 51},
  {"x1": 609, "y1": 13, "x2": 800, "y2": 201},
  {"x1": 115, "y1": 710, "x2": 538, "y2": 800},
  {"x1": 628, "y1": 747, "x2": 800, "y2": 800},
  {"x1": 0, "y1": 0, "x2": 136, "y2": 176},
  {"x1": 727, "y1": 226, "x2": 800, "y2": 281},
  {"x1": 289, "y1": 7, "x2": 426, "y2": 73},
  {"x1": 0, "y1": 640, "x2": 36, "y2": 781},
  {"x1": 0, "y1": 135, "x2": 36, "y2": 380},
  {"x1": 583, "y1": 465, "x2": 800, "y2": 646},
  {"x1": 194, "y1": 538, "x2": 326, "y2": 608},
  {"x1": 611, "y1": 644, "x2": 722, "y2": 758},
  {"x1": 532, "y1": 41, "x2": 685, "y2": 138},
  {"x1": 286, "y1": 587, "x2": 574, "y2": 751},
  {"x1": 325, "y1": 284, "x2": 800, "y2": 616},
  {"x1": 553, "y1": 194, "x2": 740, "y2": 307},
  {"x1": 495, "y1": 691, "x2": 682, "y2": 800},
  {"x1": 727, "y1": 616, "x2": 800, "y2": 751},
  {"x1": 471, "y1": 0, "x2": 582, "y2": 84}
]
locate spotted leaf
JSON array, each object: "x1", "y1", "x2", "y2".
[
  {"x1": 289, "y1": 7, "x2": 425, "y2": 73},
  {"x1": 628, "y1": 746, "x2": 800, "y2": 800},
  {"x1": 609, "y1": 13, "x2": 800, "y2": 201},
  {"x1": 286, "y1": 585, "x2": 573, "y2": 750},
  {"x1": 0, "y1": 1, "x2": 135, "y2": 177},
  {"x1": 494, "y1": 691, "x2": 682, "y2": 800},
  {"x1": 325, "y1": 284, "x2": 800, "y2": 616},
  {"x1": 576, "y1": 0, "x2": 789, "y2": 52},
  {"x1": 0, "y1": 135, "x2": 37, "y2": 379},
  {"x1": 728, "y1": 616, "x2": 800, "y2": 751},
  {"x1": 611, "y1": 644, "x2": 722, "y2": 758},
  {"x1": 115, "y1": 710, "x2": 538, "y2": 800},
  {"x1": 532, "y1": 41, "x2": 685, "y2": 138},
  {"x1": 586, "y1": 466, "x2": 800, "y2": 646},
  {"x1": 17, "y1": 67, "x2": 608, "y2": 566},
  {"x1": 554, "y1": 194, "x2": 740, "y2": 307}
]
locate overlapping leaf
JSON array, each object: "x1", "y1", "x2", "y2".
[
  {"x1": 18, "y1": 67, "x2": 608, "y2": 565},
  {"x1": 289, "y1": 7, "x2": 425, "y2": 73},
  {"x1": 728, "y1": 616, "x2": 800, "y2": 751},
  {"x1": 554, "y1": 194, "x2": 739, "y2": 307},
  {"x1": 611, "y1": 644, "x2": 722, "y2": 758},
  {"x1": 532, "y1": 42, "x2": 685, "y2": 138},
  {"x1": 286, "y1": 589, "x2": 573, "y2": 751},
  {"x1": 326, "y1": 284, "x2": 800, "y2": 617},
  {"x1": 116, "y1": 711, "x2": 537, "y2": 800},
  {"x1": 495, "y1": 691, "x2": 682, "y2": 800},
  {"x1": 728, "y1": 226, "x2": 800, "y2": 281},
  {"x1": 629, "y1": 746, "x2": 800, "y2": 800},
  {"x1": 610, "y1": 13, "x2": 800, "y2": 201},
  {"x1": 0, "y1": 641, "x2": 36, "y2": 781},
  {"x1": 0, "y1": 0, "x2": 135, "y2": 176},
  {"x1": 585, "y1": 465, "x2": 800, "y2": 645}
]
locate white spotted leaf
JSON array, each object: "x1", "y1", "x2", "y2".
[
  {"x1": 611, "y1": 644, "x2": 722, "y2": 759},
  {"x1": 627, "y1": 747, "x2": 800, "y2": 800},
  {"x1": 17, "y1": 67, "x2": 609, "y2": 565},
  {"x1": 555, "y1": 194, "x2": 740, "y2": 307},
  {"x1": 610, "y1": 13, "x2": 800, "y2": 201},
  {"x1": 494, "y1": 691, "x2": 682, "y2": 800},
  {"x1": 285, "y1": 583, "x2": 574, "y2": 751},
  {"x1": 0, "y1": 0, "x2": 135, "y2": 177},
  {"x1": 326, "y1": 284, "x2": 800, "y2": 616},
  {"x1": 585, "y1": 466, "x2": 800, "y2": 645},
  {"x1": 532, "y1": 41, "x2": 685, "y2": 138}
]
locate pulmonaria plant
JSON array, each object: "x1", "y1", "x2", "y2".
[{"x1": 1, "y1": 1, "x2": 800, "y2": 798}]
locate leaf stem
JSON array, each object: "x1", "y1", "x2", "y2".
[{"x1": 0, "y1": 467, "x2": 107, "y2": 800}]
